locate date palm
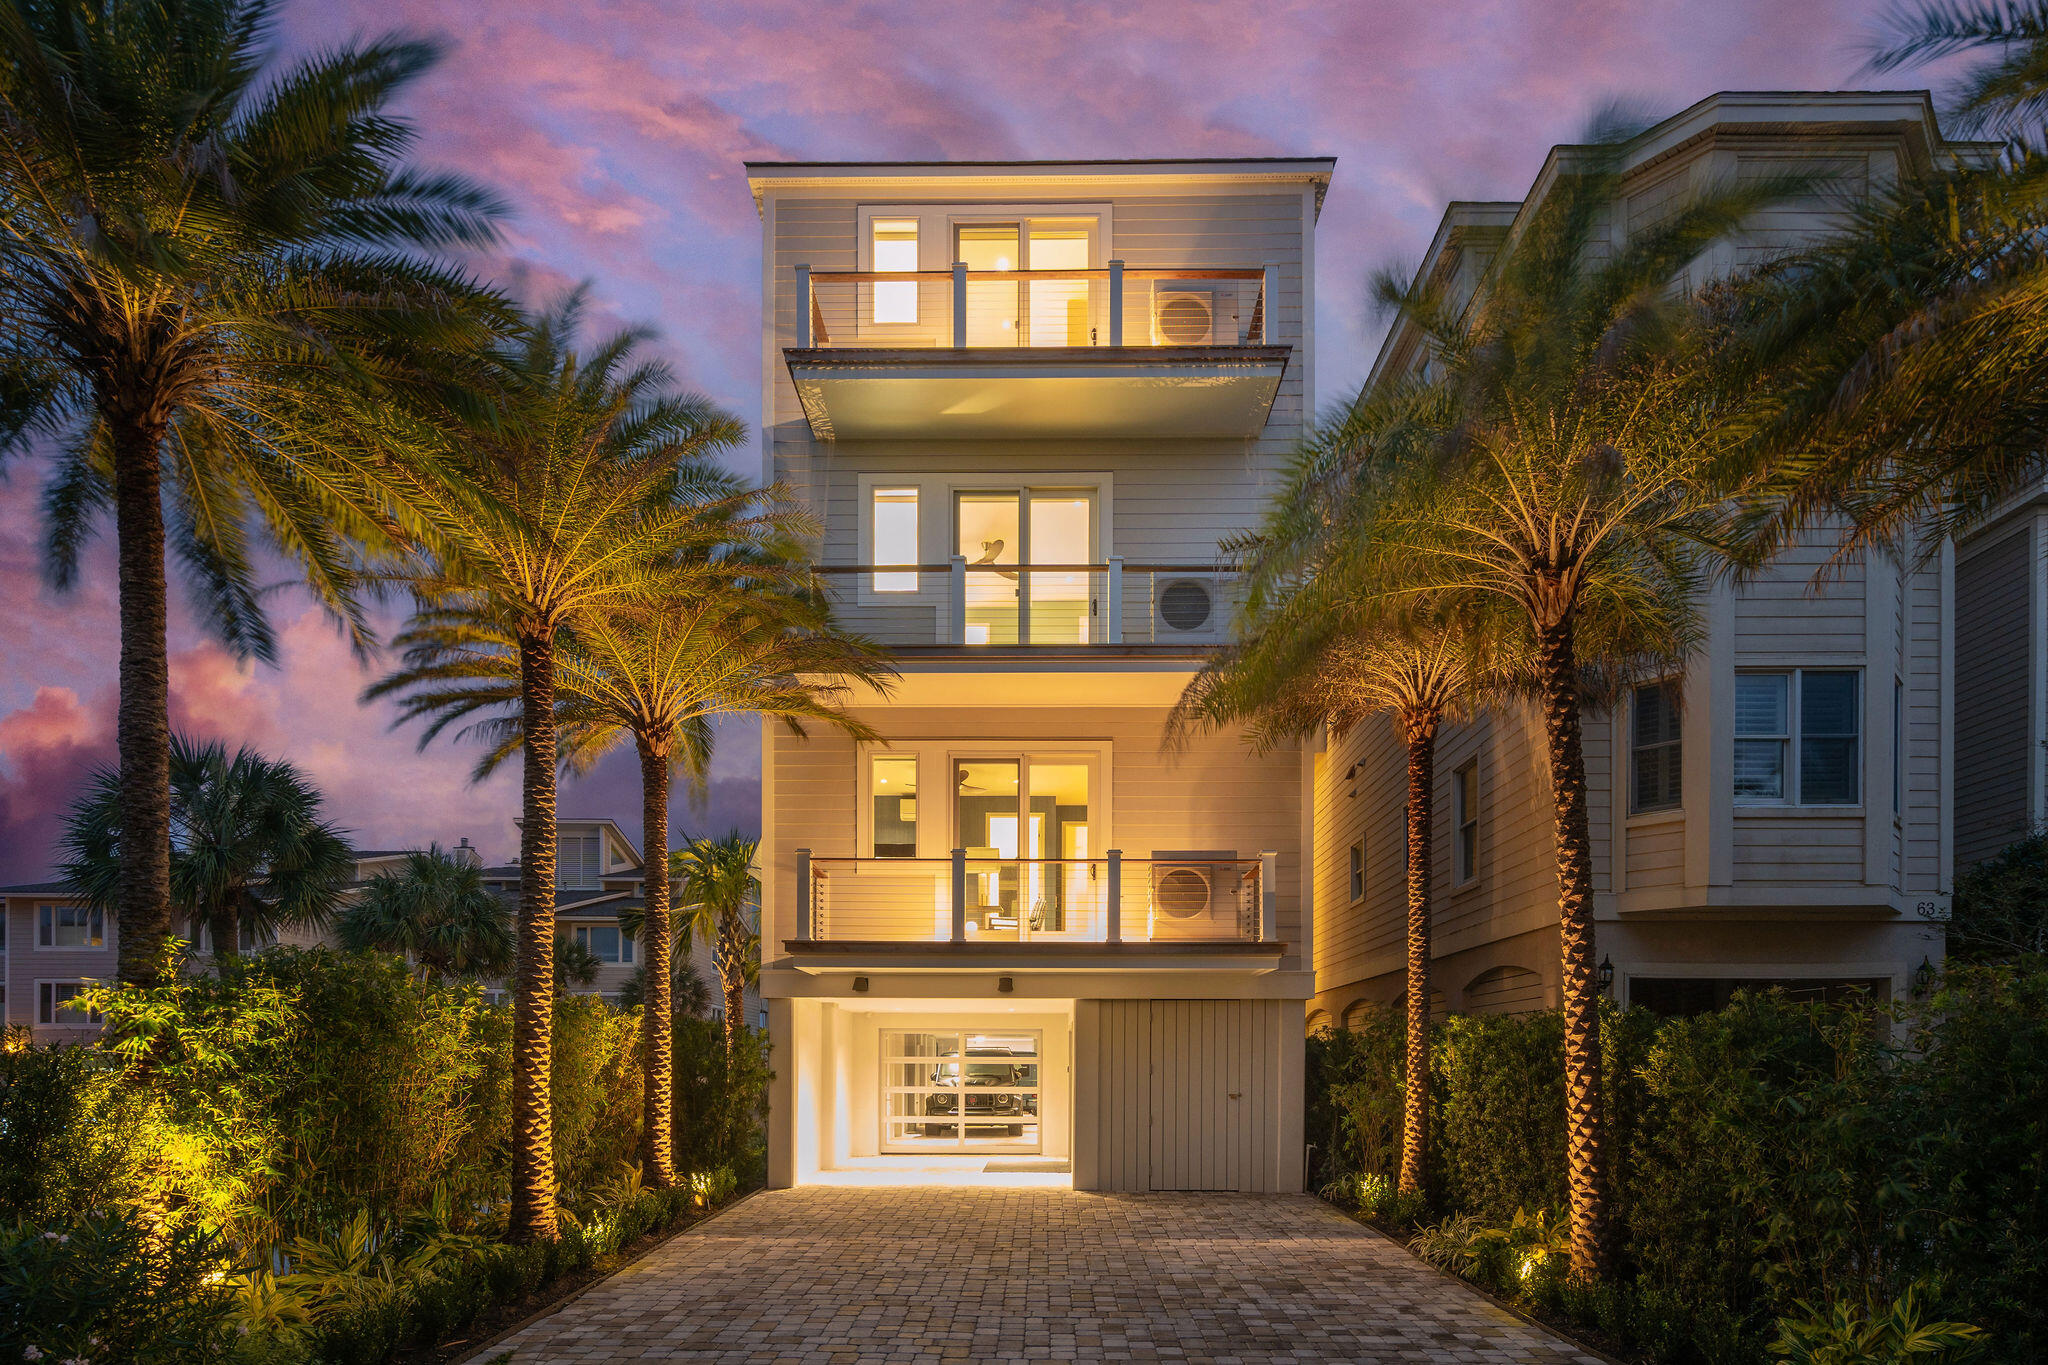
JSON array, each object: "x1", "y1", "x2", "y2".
[
  {"x1": 366, "y1": 292, "x2": 804, "y2": 1241},
  {"x1": 1302, "y1": 123, "x2": 1776, "y2": 1276},
  {"x1": 61, "y1": 733, "x2": 355, "y2": 956},
  {"x1": 672, "y1": 832, "x2": 762, "y2": 1067},
  {"x1": 0, "y1": 0, "x2": 505, "y2": 984},
  {"x1": 368, "y1": 591, "x2": 885, "y2": 1185},
  {"x1": 337, "y1": 844, "x2": 513, "y2": 980}
]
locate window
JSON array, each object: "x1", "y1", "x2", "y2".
[
  {"x1": 37, "y1": 904, "x2": 103, "y2": 949},
  {"x1": 38, "y1": 981, "x2": 100, "y2": 1027},
  {"x1": 757, "y1": 1009, "x2": 769, "y2": 1030},
  {"x1": 571, "y1": 924, "x2": 633, "y2": 964},
  {"x1": 871, "y1": 219, "x2": 918, "y2": 324},
  {"x1": 1630, "y1": 682, "x2": 1683, "y2": 813},
  {"x1": 1453, "y1": 761, "x2": 1479, "y2": 884},
  {"x1": 871, "y1": 755, "x2": 919, "y2": 857},
  {"x1": 872, "y1": 487, "x2": 918, "y2": 593},
  {"x1": 1348, "y1": 840, "x2": 1365, "y2": 903},
  {"x1": 1735, "y1": 670, "x2": 1860, "y2": 805},
  {"x1": 557, "y1": 834, "x2": 599, "y2": 889}
]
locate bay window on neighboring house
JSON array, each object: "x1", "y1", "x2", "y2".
[
  {"x1": 1630, "y1": 682, "x2": 1684, "y2": 814},
  {"x1": 571, "y1": 923, "x2": 634, "y2": 965},
  {"x1": 37, "y1": 903, "x2": 103, "y2": 949},
  {"x1": 1734, "y1": 669, "x2": 1861, "y2": 805}
]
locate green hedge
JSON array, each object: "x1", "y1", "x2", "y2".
[{"x1": 1309, "y1": 965, "x2": 2048, "y2": 1363}]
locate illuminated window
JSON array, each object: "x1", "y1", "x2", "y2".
[
  {"x1": 872, "y1": 219, "x2": 918, "y2": 324},
  {"x1": 871, "y1": 755, "x2": 919, "y2": 857},
  {"x1": 872, "y1": 487, "x2": 918, "y2": 593},
  {"x1": 37, "y1": 904, "x2": 102, "y2": 949}
]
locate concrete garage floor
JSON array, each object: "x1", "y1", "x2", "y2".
[{"x1": 479, "y1": 1186, "x2": 1604, "y2": 1364}]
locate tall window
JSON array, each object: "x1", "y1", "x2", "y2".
[
  {"x1": 1453, "y1": 761, "x2": 1479, "y2": 884},
  {"x1": 1348, "y1": 840, "x2": 1365, "y2": 903},
  {"x1": 1735, "y1": 670, "x2": 1860, "y2": 805},
  {"x1": 1630, "y1": 682, "x2": 1683, "y2": 813},
  {"x1": 871, "y1": 755, "x2": 919, "y2": 857},
  {"x1": 37, "y1": 904, "x2": 103, "y2": 949},
  {"x1": 571, "y1": 924, "x2": 634, "y2": 964},
  {"x1": 872, "y1": 487, "x2": 919, "y2": 593},
  {"x1": 871, "y1": 219, "x2": 918, "y2": 324},
  {"x1": 556, "y1": 834, "x2": 600, "y2": 889}
]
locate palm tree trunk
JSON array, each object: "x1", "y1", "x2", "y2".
[
  {"x1": 636, "y1": 739, "x2": 677, "y2": 1189},
  {"x1": 1537, "y1": 614, "x2": 1611, "y2": 1280},
  {"x1": 718, "y1": 913, "x2": 745, "y2": 1067},
  {"x1": 510, "y1": 628, "x2": 561, "y2": 1243},
  {"x1": 218, "y1": 901, "x2": 241, "y2": 958},
  {"x1": 111, "y1": 413, "x2": 173, "y2": 987},
  {"x1": 1399, "y1": 708, "x2": 1439, "y2": 1196}
]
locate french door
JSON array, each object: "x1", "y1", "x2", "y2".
[
  {"x1": 881, "y1": 1029, "x2": 1043, "y2": 1153},
  {"x1": 956, "y1": 488, "x2": 1096, "y2": 646},
  {"x1": 953, "y1": 753, "x2": 1099, "y2": 940}
]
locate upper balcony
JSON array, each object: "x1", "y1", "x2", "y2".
[{"x1": 785, "y1": 262, "x2": 1289, "y2": 441}]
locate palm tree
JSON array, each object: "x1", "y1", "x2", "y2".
[
  {"x1": 362, "y1": 591, "x2": 883, "y2": 1185},
  {"x1": 1296, "y1": 123, "x2": 1779, "y2": 1276},
  {"x1": 337, "y1": 845, "x2": 513, "y2": 980},
  {"x1": 61, "y1": 733, "x2": 355, "y2": 957},
  {"x1": 1711, "y1": 2, "x2": 2048, "y2": 555},
  {"x1": 618, "y1": 950, "x2": 713, "y2": 1019},
  {"x1": 0, "y1": 0, "x2": 506, "y2": 985},
  {"x1": 366, "y1": 293, "x2": 799, "y2": 1242},
  {"x1": 672, "y1": 832, "x2": 761, "y2": 1066},
  {"x1": 553, "y1": 932, "x2": 602, "y2": 992}
]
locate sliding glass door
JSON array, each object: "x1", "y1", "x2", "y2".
[
  {"x1": 956, "y1": 488, "x2": 1095, "y2": 645},
  {"x1": 953, "y1": 754, "x2": 1097, "y2": 940}
]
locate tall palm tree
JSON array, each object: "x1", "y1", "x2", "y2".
[
  {"x1": 366, "y1": 293, "x2": 799, "y2": 1242},
  {"x1": 672, "y1": 832, "x2": 761, "y2": 1066},
  {"x1": 1295, "y1": 124, "x2": 1779, "y2": 1276},
  {"x1": 61, "y1": 733, "x2": 355, "y2": 956},
  {"x1": 0, "y1": 0, "x2": 506, "y2": 985},
  {"x1": 337, "y1": 844, "x2": 514, "y2": 980},
  {"x1": 369, "y1": 594, "x2": 884, "y2": 1185},
  {"x1": 1711, "y1": 2, "x2": 2048, "y2": 555}
]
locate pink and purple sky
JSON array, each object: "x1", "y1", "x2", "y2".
[{"x1": 0, "y1": 0, "x2": 1920, "y2": 879}]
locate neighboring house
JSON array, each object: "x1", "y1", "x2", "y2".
[
  {"x1": 0, "y1": 820, "x2": 758, "y2": 1042},
  {"x1": 1309, "y1": 92, "x2": 1976, "y2": 1032},
  {"x1": 1953, "y1": 476, "x2": 2048, "y2": 869},
  {"x1": 748, "y1": 155, "x2": 1333, "y2": 1190}
]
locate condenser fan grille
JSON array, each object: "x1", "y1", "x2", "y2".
[
  {"x1": 1154, "y1": 867, "x2": 1211, "y2": 917},
  {"x1": 1157, "y1": 293, "x2": 1212, "y2": 344},
  {"x1": 1158, "y1": 578, "x2": 1213, "y2": 632}
]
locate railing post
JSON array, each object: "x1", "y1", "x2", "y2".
[
  {"x1": 1259, "y1": 851, "x2": 1279, "y2": 942},
  {"x1": 795, "y1": 848, "x2": 813, "y2": 941},
  {"x1": 1107, "y1": 259, "x2": 1125, "y2": 346},
  {"x1": 793, "y1": 265, "x2": 811, "y2": 348},
  {"x1": 949, "y1": 554, "x2": 967, "y2": 645},
  {"x1": 1262, "y1": 264, "x2": 1281, "y2": 343},
  {"x1": 1105, "y1": 850, "x2": 1122, "y2": 943},
  {"x1": 951, "y1": 849, "x2": 968, "y2": 942},
  {"x1": 1016, "y1": 565, "x2": 1031, "y2": 645},
  {"x1": 952, "y1": 261, "x2": 968, "y2": 347},
  {"x1": 1104, "y1": 557, "x2": 1124, "y2": 645}
]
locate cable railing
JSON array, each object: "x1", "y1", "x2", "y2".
[
  {"x1": 813, "y1": 560, "x2": 1239, "y2": 648},
  {"x1": 793, "y1": 851, "x2": 1276, "y2": 945},
  {"x1": 791, "y1": 263, "x2": 1279, "y2": 350}
]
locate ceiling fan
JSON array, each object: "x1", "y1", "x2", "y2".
[{"x1": 969, "y1": 539, "x2": 1020, "y2": 581}]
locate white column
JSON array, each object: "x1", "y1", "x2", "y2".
[
  {"x1": 1105, "y1": 557, "x2": 1124, "y2": 645},
  {"x1": 1261, "y1": 264, "x2": 1281, "y2": 343},
  {"x1": 951, "y1": 849, "x2": 968, "y2": 942},
  {"x1": 952, "y1": 261, "x2": 968, "y2": 347},
  {"x1": 1259, "y1": 851, "x2": 1279, "y2": 942},
  {"x1": 1105, "y1": 850, "x2": 1122, "y2": 942},
  {"x1": 793, "y1": 264, "x2": 811, "y2": 348},
  {"x1": 949, "y1": 554, "x2": 967, "y2": 646},
  {"x1": 1107, "y1": 260, "x2": 1124, "y2": 346},
  {"x1": 794, "y1": 847, "x2": 812, "y2": 941}
]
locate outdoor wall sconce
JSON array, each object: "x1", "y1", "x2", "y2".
[
  {"x1": 1912, "y1": 956, "x2": 1936, "y2": 998},
  {"x1": 1597, "y1": 955, "x2": 1614, "y2": 996},
  {"x1": 998, "y1": 976, "x2": 1014, "y2": 993},
  {"x1": 853, "y1": 976, "x2": 869, "y2": 993}
]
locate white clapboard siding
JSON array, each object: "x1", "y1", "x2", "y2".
[
  {"x1": 1073, "y1": 997, "x2": 1297, "y2": 1192},
  {"x1": 1624, "y1": 818, "x2": 1686, "y2": 890},
  {"x1": 1462, "y1": 965, "x2": 1548, "y2": 1015},
  {"x1": 1954, "y1": 525, "x2": 2035, "y2": 867}
]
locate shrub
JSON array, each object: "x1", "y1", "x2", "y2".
[
  {"x1": 1432, "y1": 1011, "x2": 1567, "y2": 1221},
  {"x1": 1944, "y1": 832, "x2": 2048, "y2": 962},
  {"x1": 1304, "y1": 1011, "x2": 1404, "y2": 1188},
  {"x1": 0, "y1": 1210, "x2": 239, "y2": 1364},
  {"x1": 670, "y1": 1018, "x2": 770, "y2": 1186},
  {"x1": 1768, "y1": 1284, "x2": 1984, "y2": 1365}
]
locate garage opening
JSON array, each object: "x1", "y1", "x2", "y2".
[{"x1": 881, "y1": 1029, "x2": 1043, "y2": 1154}]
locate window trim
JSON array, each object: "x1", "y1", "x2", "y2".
[
  {"x1": 1628, "y1": 680, "x2": 1684, "y2": 816},
  {"x1": 1733, "y1": 668, "x2": 1863, "y2": 809},
  {"x1": 1452, "y1": 760, "x2": 1479, "y2": 886},
  {"x1": 853, "y1": 739, "x2": 1113, "y2": 863},
  {"x1": 36, "y1": 902, "x2": 105, "y2": 951},
  {"x1": 853, "y1": 471, "x2": 1115, "y2": 612}
]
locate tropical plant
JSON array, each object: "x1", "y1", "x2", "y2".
[
  {"x1": 671, "y1": 832, "x2": 762, "y2": 1066},
  {"x1": 1941, "y1": 830, "x2": 2048, "y2": 962},
  {"x1": 365, "y1": 585, "x2": 882, "y2": 1187},
  {"x1": 1769, "y1": 1284, "x2": 1984, "y2": 1365},
  {"x1": 366, "y1": 292, "x2": 791, "y2": 1241},
  {"x1": 339, "y1": 844, "x2": 515, "y2": 979},
  {"x1": 1285, "y1": 117, "x2": 1782, "y2": 1275},
  {"x1": 553, "y1": 933, "x2": 602, "y2": 991},
  {"x1": 61, "y1": 733, "x2": 355, "y2": 956},
  {"x1": 0, "y1": 0, "x2": 506, "y2": 984},
  {"x1": 617, "y1": 951, "x2": 713, "y2": 1019}
]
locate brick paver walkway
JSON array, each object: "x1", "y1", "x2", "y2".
[{"x1": 481, "y1": 1186, "x2": 1605, "y2": 1364}]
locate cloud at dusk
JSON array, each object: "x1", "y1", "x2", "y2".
[{"x1": 1, "y1": 0, "x2": 1912, "y2": 880}]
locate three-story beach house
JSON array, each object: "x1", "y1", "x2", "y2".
[{"x1": 748, "y1": 157, "x2": 1334, "y2": 1189}]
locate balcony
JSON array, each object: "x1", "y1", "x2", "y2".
[
  {"x1": 816, "y1": 561, "x2": 1238, "y2": 656},
  {"x1": 785, "y1": 263, "x2": 1289, "y2": 440},
  {"x1": 789, "y1": 852, "x2": 1276, "y2": 963}
]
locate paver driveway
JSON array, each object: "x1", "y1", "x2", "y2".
[{"x1": 481, "y1": 1186, "x2": 1603, "y2": 1364}]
